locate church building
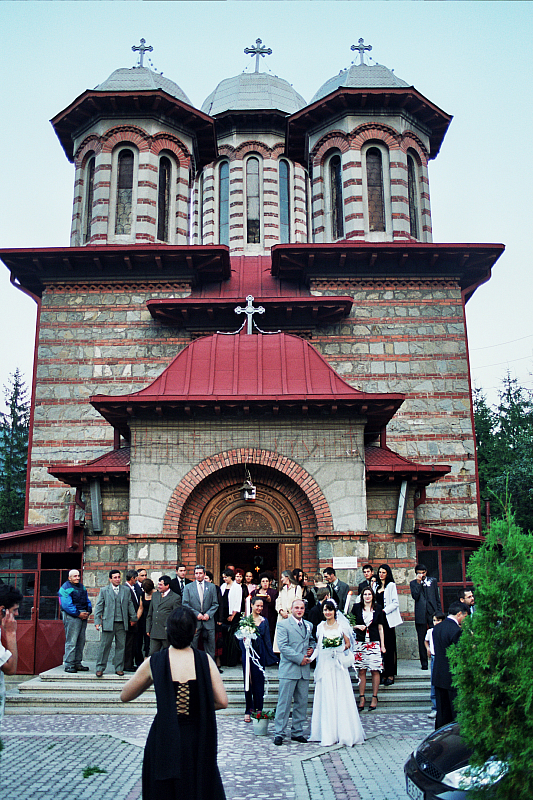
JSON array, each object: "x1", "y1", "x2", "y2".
[{"x1": 0, "y1": 38, "x2": 503, "y2": 671}]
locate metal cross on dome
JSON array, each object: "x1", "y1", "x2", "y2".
[
  {"x1": 235, "y1": 295, "x2": 265, "y2": 335},
  {"x1": 132, "y1": 38, "x2": 153, "y2": 68},
  {"x1": 351, "y1": 38, "x2": 372, "y2": 65},
  {"x1": 244, "y1": 38, "x2": 272, "y2": 73}
]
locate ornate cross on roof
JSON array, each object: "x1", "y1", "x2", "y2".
[
  {"x1": 351, "y1": 38, "x2": 372, "y2": 65},
  {"x1": 132, "y1": 38, "x2": 153, "y2": 68},
  {"x1": 235, "y1": 295, "x2": 265, "y2": 335},
  {"x1": 244, "y1": 38, "x2": 272, "y2": 73}
]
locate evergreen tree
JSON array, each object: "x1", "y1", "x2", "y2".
[
  {"x1": 0, "y1": 370, "x2": 30, "y2": 533},
  {"x1": 449, "y1": 509, "x2": 533, "y2": 799}
]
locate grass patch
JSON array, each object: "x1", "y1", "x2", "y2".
[{"x1": 82, "y1": 765, "x2": 107, "y2": 778}]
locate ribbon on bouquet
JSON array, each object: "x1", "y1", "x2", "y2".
[{"x1": 240, "y1": 636, "x2": 269, "y2": 696}]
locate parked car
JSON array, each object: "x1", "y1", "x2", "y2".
[{"x1": 404, "y1": 722, "x2": 507, "y2": 799}]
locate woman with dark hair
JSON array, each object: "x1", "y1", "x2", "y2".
[
  {"x1": 121, "y1": 606, "x2": 228, "y2": 800},
  {"x1": 250, "y1": 573, "x2": 278, "y2": 645},
  {"x1": 292, "y1": 568, "x2": 316, "y2": 617},
  {"x1": 238, "y1": 595, "x2": 278, "y2": 722},
  {"x1": 244, "y1": 570, "x2": 257, "y2": 594},
  {"x1": 310, "y1": 600, "x2": 364, "y2": 746},
  {"x1": 375, "y1": 564, "x2": 403, "y2": 686},
  {"x1": 139, "y1": 578, "x2": 155, "y2": 657},
  {"x1": 220, "y1": 569, "x2": 243, "y2": 667},
  {"x1": 352, "y1": 587, "x2": 385, "y2": 710}
]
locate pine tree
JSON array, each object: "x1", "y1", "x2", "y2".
[
  {"x1": 0, "y1": 370, "x2": 30, "y2": 533},
  {"x1": 448, "y1": 509, "x2": 533, "y2": 798}
]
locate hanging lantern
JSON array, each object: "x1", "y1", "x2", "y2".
[{"x1": 241, "y1": 465, "x2": 256, "y2": 502}]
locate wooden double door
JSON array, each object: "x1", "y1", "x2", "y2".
[{"x1": 197, "y1": 484, "x2": 302, "y2": 583}]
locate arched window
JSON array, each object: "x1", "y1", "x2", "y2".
[
  {"x1": 83, "y1": 155, "x2": 95, "y2": 244},
  {"x1": 329, "y1": 154, "x2": 344, "y2": 240},
  {"x1": 366, "y1": 147, "x2": 385, "y2": 232},
  {"x1": 219, "y1": 161, "x2": 229, "y2": 246},
  {"x1": 407, "y1": 154, "x2": 419, "y2": 239},
  {"x1": 279, "y1": 159, "x2": 290, "y2": 244},
  {"x1": 115, "y1": 149, "x2": 134, "y2": 235},
  {"x1": 157, "y1": 155, "x2": 171, "y2": 242},
  {"x1": 246, "y1": 156, "x2": 261, "y2": 244}
]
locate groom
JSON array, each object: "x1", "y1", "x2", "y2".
[{"x1": 273, "y1": 599, "x2": 315, "y2": 745}]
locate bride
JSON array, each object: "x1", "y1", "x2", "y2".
[{"x1": 310, "y1": 600, "x2": 365, "y2": 746}]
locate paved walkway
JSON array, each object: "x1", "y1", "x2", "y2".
[{"x1": 0, "y1": 711, "x2": 432, "y2": 799}]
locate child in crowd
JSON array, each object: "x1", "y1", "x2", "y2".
[{"x1": 425, "y1": 612, "x2": 446, "y2": 719}]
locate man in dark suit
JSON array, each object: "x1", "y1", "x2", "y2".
[
  {"x1": 410, "y1": 563, "x2": 442, "y2": 669},
  {"x1": 358, "y1": 564, "x2": 377, "y2": 597},
  {"x1": 432, "y1": 600, "x2": 468, "y2": 729},
  {"x1": 169, "y1": 563, "x2": 192, "y2": 598},
  {"x1": 146, "y1": 575, "x2": 181, "y2": 654},
  {"x1": 182, "y1": 565, "x2": 219, "y2": 658},
  {"x1": 124, "y1": 569, "x2": 142, "y2": 671},
  {"x1": 323, "y1": 567, "x2": 349, "y2": 611},
  {"x1": 94, "y1": 570, "x2": 137, "y2": 677},
  {"x1": 458, "y1": 588, "x2": 475, "y2": 615}
]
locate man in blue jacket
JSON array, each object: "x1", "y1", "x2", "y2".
[{"x1": 58, "y1": 569, "x2": 92, "y2": 673}]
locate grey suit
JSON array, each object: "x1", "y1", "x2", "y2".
[
  {"x1": 182, "y1": 580, "x2": 218, "y2": 658},
  {"x1": 93, "y1": 584, "x2": 137, "y2": 673},
  {"x1": 146, "y1": 589, "x2": 181, "y2": 654},
  {"x1": 274, "y1": 615, "x2": 314, "y2": 739}
]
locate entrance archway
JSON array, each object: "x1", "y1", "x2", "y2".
[{"x1": 197, "y1": 484, "x2": 302, "y2": 582}]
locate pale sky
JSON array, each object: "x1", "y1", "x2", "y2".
[{"x1": 1, "y1": 0, "x2": 532, "y2": 410}]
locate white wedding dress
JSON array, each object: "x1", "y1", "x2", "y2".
[{"x1": 310, "y1": 620, "x2": 365, "y2": 746}]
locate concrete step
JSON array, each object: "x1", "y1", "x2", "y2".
[{"x1": 6, "y1": 660, "x2": 433, "y2": 716}]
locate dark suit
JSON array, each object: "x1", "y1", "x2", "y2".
[
  {"x1": 358, "y1": 578, "x2": 377, "y2": 597},
  {"x1": 124, "y1": 582, "x2": 142, "y2": 670},
  {"x1": 410, "y1": 577, "x2": 442, "y2": 668},
  {"x1": 182, "y1": 580, "x2": 219, "y2": 658},
  {"x1": 169, "y1": 576, "x2": 192, "y2": 598},
  {"x1": 146, "y1": 589, "x2": 181, "y2": 654},
  {"x1": 432, "y1": 616, "x2": 462, "y2": 729},
  {"x1": 328, "y1": 578, "x2": 349, "y2": 610}
]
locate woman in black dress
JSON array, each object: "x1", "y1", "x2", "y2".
[
  {"x1": 121, "y1": 606, "x2": 228, "y2": 800},
  {"x1": 139, "y1": 578, "x2": 154, "y2": 657}
]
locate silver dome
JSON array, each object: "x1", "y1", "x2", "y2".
[
  {"x1": 312, "y1": 63, "x2": 410, "y2": 104},
  {"x1": 201, "y1": 72, "x2": 306, "y2": 116},
  {"x1": 95, "y1": 67, "x2": 192, "y2": 105}
]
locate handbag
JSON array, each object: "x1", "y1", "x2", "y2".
[{"x1": 339, "y1": 647, "x2": 356, "y2": 668}]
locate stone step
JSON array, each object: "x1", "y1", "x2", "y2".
[{"x1": 6, "y1": 660, "x2": 433, "y2": 716}]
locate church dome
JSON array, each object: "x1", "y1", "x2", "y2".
[
  {"x1": 95, "y1": 67, "x2": 192, "y2": 105},
  {"x1": 201, "y1": 72, "x2": 306, "y2": 116},
  {"x1": 312, "y1": 62, "x2": 410, "y2": 104}
]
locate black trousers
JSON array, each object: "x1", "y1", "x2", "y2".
[
  {"x1": 435, "y1": 685, "x2": 457, "y2": 730},
  {"x1": 415, "y1": 622, "x2": 430, "y2": 668}
]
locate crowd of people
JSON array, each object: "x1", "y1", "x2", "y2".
[{"x1": 0, "y1": 561, "x2": 474, "y2": 796}]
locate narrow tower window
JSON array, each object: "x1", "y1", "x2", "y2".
[
  {"x1": 246, "y1": 157, "x2": 261, "y2": 244},
  {"x1": 115, "y1": 149, "x2": 134, "y2": 235},
  {"x1": 219, "y1": 161, "x2": 229, "y2": 246},
  {"x1": 329, "y1": 154, "x2": 344, "y2": 240},
  {"x1": 279, "y1": 159, "x2": 290, "y2": 244},
  {"x1": 157, "y1": 156, "x2": 171, "y2": 242},
  {"x1": 83, "y1": 156, "x2": 95, "y2": 244},
  {"x1": 366, "y1": 148, "x2": 385, "y2": 232},
  {"x1": 407, "y1": 155, "x2": 419, "y2": 239}
]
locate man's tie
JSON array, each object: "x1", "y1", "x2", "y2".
[{"x1": 198, "y1": 581, "x2": 204, "y2": 610}]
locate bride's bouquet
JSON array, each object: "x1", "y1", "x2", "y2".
[
  {"x1": 235, "y1": 613, "x2": 258, "y2": 641},
  {"x1": 322, "y1": 635, "x2": 343, "y2": 649}
]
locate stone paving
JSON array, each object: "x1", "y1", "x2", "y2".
[{"x1": 0, "y1": 712, "x2": 433, "y2": 800}]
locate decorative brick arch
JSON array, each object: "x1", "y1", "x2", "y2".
[
  {"x1": 234, "y1": 141, "x2": 276, "y2": 159},
  {"x1": 101, "y1": 126, "x2": 151, "y2": 153},
  {"x1": 151, "y1": 134, "x2": 191, "y2": 168},
  {"x1": 400, "y1": 133, "x2": 428, "y2": 166},
  {"x1": 350, "y1": 123, "x2": 400, "y2": 151},
  {"x1": 75, "y1": 136, "x2": 103, "y2": 168},
  {"x1": 162, "y1": 449, "x2": 334, "y2": 568},
  {"x1": 311, "y1": 131, "x2": 350, "y2": 167},
  {"x1": 218, "y1": 145, "x2": 236, "y2": 161}
]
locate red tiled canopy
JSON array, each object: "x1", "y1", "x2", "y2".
[
  {"x1": 365, "y1": 446, "x2": 450, "y2": 484},
  {"x1": 91, "y1": 332, "x2": 404, "y2": 434}
]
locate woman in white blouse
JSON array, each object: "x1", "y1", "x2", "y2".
[
  {"x1": 375, "y1": 563, "x2": 402, "y2": 686},
  {"x1": 272, "y1": 570, "x2": 302, "y2": 653}
]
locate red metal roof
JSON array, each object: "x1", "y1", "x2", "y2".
[
  {"x1": 365, "y1": 445, "x2": 450, "y2": 484},
  {"x1": 91, "y1": 331, "x2": 404, "y2": 433},
  {"x1": 416, "y1": 525, "x2": 485, "y2": 543},
  {"x1": 49, "y1": 447, "x2": 131, "y2": 484}
]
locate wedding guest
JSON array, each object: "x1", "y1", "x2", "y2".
[
  {"x1": 244, "y1": 571, "x2": 257, "y2": 594},
  {"x1": 375, "y1": 564, "x2": 403, "y2": 686},
  {"x1": 205, "y1": 570, "x2": 224, "y2": 673},
  {"x1": 251, "y1": 573, "x2": 278, "y2": 645},
  {"x1": 121, "y1": 606, "x2": 228, "y2": 800},
  {"x1": 220, "y1": 569, "x2": 244, "y2": 667},
  {"x1": 238, "y1": 596, "x2": 277, "y2": 722},
  {"x1": 139, "y1": 578, "x2": 154, "y2": 657},
  {"x1": 352, "y1": 587, "x2": 385, "y2": 710}
]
